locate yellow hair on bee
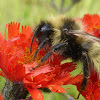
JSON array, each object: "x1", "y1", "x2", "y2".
[
  {"x1": 52, "y1": 29, "x2": 62, "y2": 46},
  {"x1": 47, "y1": 15, "x2": 66, "y2": 29},
  {"x1": 46, "y1": 15, "x2": 82, "y2": 47},
  {"x1": 88, "y1": 42, "x2": 100, "y2": 77}
]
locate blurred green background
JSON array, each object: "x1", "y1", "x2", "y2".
[{"x1": 0, "y1": 0, "x2": 100, "y2": 100}]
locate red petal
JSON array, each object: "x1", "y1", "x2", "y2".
[
  {"x1": 27, "y1": 87, "x2": 44, "y2": 100},
  {"x1": 0, "y1": 95, "x2": 3, "y2": 100},
  {"x1": 47, "y1": 85, "x2": 66, "y2": 93},
  {"x1": 60, "y1": 62, "x2": 76, "y2": 72},
  {"x1": 4, "y1": 24, "x2": 8, "y2": 39},
  {"x1": 93, "y1": 83, "x2": 100, "y2": 100},
  {"x1": 25, "y1": 64, "x2": 53, "y2": 84},
  {"x1": 48, "y1": 73, "x2": 71, "y2": 85},
  {"x1": 0, "y1": 53, "x2": 4, "y2": 70},
  {"x1": 64, "y1": 75, "x2": 83, "y2": 85},
  {"x1": 0, "y1": 71, "x2": 4, "y2": 77},
  {"x1": 25, "y1": 63, "x2": 52, "y2": 77},
  {"x1": 48, "y1": 54, "x2": 63, "y2": 66},
  {"x1": 8, "y1": 22, "x2": 20, "y2": 39},
  {"x1": 0, "y1": 33, "x2": 4, "y2": 42},
  {"x1": 24, "y1": 62, "x2": 38, "y2": 74},
  {"x1": 21, "y1": 25, "x2": 32, "y2": 40},
  {"x1": 13, "y1": 63, "x2": 25, "y2": 81}
]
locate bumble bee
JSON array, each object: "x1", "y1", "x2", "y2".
[{"x1": 30, "y1": 15, "x2": 100, "y2": 98}]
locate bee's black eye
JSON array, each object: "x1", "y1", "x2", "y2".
[{"x1": 41, "y1": 24, "x2": 52, "y2": 32}]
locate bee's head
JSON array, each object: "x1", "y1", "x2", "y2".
[{"x1": 30, "y1": 21, "x2": 53, "y2": 52}]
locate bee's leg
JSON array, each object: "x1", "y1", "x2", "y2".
[
  {"x1": 26, "y1": 38, "x2": 49, "y2": 64},
  {"x1": 77, "y1": 52, "x2": 89, "y2": 99},
  {"x1": 30, "y1": 42, "x2": 66, "y2": 70},
  {"x1": 33, "y1": 38, "x2": 49, "y2": 59}
]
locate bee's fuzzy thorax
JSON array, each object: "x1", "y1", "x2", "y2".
[{"x1": 47, "y1": 15, "x2": 80, "y2": 30}]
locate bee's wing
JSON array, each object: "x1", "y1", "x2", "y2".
[{"x1": 69, "y1": 30, "x2": 100, "y2": 42}]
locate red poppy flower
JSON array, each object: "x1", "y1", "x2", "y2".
[
  {"x1": 0, "y1": 22, "x2": 82, "y2": 100},
  {"x1": 0, "y1": 22, "x2": 33, "y2": 81},
  {"x1": 24, "y1": 53, "x2": 82, "y2": 100},
  {"x1": 81, "y1": 14, "x2": 100, "y2": 37}
]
